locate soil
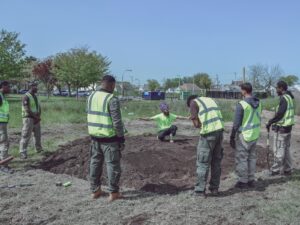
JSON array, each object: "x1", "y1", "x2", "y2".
[{"x1": 38, "y1": 135, "x2": 270, "y2": 194}]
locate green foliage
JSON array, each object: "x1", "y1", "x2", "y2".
[
  {"x1": 279, "y1": 75, "x2": 299, "y2": 86},
  {"x1": 163, "y1": 78, "x2": 180, "y2": 90},
  {"x1": 147, "y1": 79, "x2": 160, "y2": 91},
  {"x1": 0, "y1": 29, "x2": 26, "y2": 80},
  {"x1": 53, "y1": 47, "x2": 110, "y2": 95},
  {"x1": 193, "y1": 73, "x2": 212, "y2": 90}
]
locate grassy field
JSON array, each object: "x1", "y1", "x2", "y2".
[{"x1": 8, "y1": 94, "x2": 298, "y2": 129}]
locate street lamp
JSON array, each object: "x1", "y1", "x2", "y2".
[{"x1": 121, "y1": 69, "x2": 132, "y2": 97}]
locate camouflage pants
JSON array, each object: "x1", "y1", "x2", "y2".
[
  {"x1": 89, "y1": 140, "x2": 122, "y2": 193},
  {"x1": 235, "y1": 134, "x2": 257, "y2": 183},
  {"x1": 0, "y1": 123, "x2": 9, "y2": 161},
  {"x1": 19, "y1": 118, "x2": 42, "y2": 153},
  {"x1": 271, "y1": 132, "x2": 292, "y2": 173},
  {"x1": 195, "y1": 130, "x2": 223, "y2": 192}
]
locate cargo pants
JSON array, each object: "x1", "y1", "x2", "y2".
[
  {"x1": 89, "y1": 140, "x2": 122, "y2": 193},
  {"x1": 0, "y1": 123, "x2": 9, "y2": 161},
  {"x1": 19, "y1": 118, "x2": 42, "y2": 153},
  {"x1": 235, "y1": 134, "x2": 257, "y2": 183},
  {"x1": 271, "y1": 132, "x2": 292, "y2": 173},
  {"x1": 195, "y1": 130, "x2": 223, "y2": 192}
]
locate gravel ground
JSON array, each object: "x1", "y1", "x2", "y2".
[{"x1": 1, "y1": 169, "x2": 300, "y2": 225}]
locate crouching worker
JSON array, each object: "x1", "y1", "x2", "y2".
[
  {"x1": 140, "y1": 102, "x2": 188, "y2": 142},
  {"x1": 87, "y1": 75, "x2": 125, "y2": 202}
]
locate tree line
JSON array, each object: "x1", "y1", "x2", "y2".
[{"x1": 0, "y1": 29, "x2": 298, "y2": 97}]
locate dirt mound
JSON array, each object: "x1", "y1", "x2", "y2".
[{"x1": 38, "y1": 135, "x2": 270, "y2": 194}]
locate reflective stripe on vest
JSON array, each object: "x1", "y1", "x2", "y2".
[
  {"x1": 22, "y1": 92, "x2": 40, "y2": 117},
  {"x1": 275, "y1": 94, "x2": 295, "y2": 127},
  {"x1": 87, "y1": 91, "x2": 116, "y2": 137},
  {"x1": 0, "y1": 92, "x2": 9, "y2": 123},
  {"x1": 239, "y1": 100, "x2": 262, "y2": 142},
  {"x1": 195, "y1": 97, "x2": 224, "y2": 135}
]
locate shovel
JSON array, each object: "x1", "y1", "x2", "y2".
[{"x1": 266, "y1": 131, "x2": 271, "y2": 170}]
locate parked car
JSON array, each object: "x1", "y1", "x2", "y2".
[
  {"x1": 53, "y1": 90, "x2": 69, "y2": 96},
  {"x1": 72, "y1": 90, "x2": 91, "y2": 97},
  {"x1": 18, "y1": 89, "x2": 28, "y2": 94}
]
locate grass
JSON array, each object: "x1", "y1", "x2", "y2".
[{"x1": 8, "y1": 95, "x2": 295, "y2": 130}]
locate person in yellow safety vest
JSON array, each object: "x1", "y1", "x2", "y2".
[
  {"x1": 266, "y1": 80, "x2": 295, "y2": 176},
  {"x1": 187, "y1": 95, "x2": 224, "y2": 196},
  {"x1": 19, "y1": 81, "x2": 43, "y2": 159},
  {"x1": 230, "y1": 83, "x2": 262, "y2": 189},
  {"x1": 139, "y1": 102, "x2": 188, "y2": 143},
  {"x1": 0, "y1": 81, "x2": 14, "y2": 174},
  {"x1": 87, "y1": 75, "x2": 125, "y2": 202}
]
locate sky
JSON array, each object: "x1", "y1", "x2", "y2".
[{"x1": 1, "y1": 0, "x2": 300, "y2": 84}]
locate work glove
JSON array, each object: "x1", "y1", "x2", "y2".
[
  {"x1": 230, "y1": 138, "x2": 236, "y2": 149},
  {"x1": 119, "y1": 143, "x2": 125, "y2": 151}
]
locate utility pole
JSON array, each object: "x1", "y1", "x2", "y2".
[
  {"x1": 121, "y1": 69, "x2": 132, "y2": 97},
  {"x1": 243, "y1": 67, "x2": 246, "y2": 83}
]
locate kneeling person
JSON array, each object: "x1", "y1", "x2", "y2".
[{"x1": 140, "y1": 102, "x2": 187, "y2": 142}]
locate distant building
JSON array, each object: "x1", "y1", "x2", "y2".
[{"x1": 179, "y1": 83, "x2": 201, "y2": 92}]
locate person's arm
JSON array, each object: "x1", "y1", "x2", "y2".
[
  {"x1": 267, "y1": 97, "x2": 287, "y2": 128},
  {"x1": 108, "y1": 97, "x2": 125, "y2": 143},
  {"x1": 230, "y1": 103, "x2": 244, "y2": 139},
  {"x1": 176, "y1": 115, "x2": 190, "y2": 120},
  {"x1": 189, "y1": 100, "x2": 201, "y2": 128}
]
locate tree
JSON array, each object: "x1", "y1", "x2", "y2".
[
  {"x1": 248, "y1": 63, "x2": 283, "y2": 92},
  {"x1": 32, "y1": 59, "x2": 56, "y2": 98},
  {"x1": 53, "y1": 47, "x2": 111, "y2": 98},
  {"x1": 193, "y1": 73, "x2": 212, "y2": 90},
  {"x1": 163, "y1": 78, "x2": 180, "y2": 90},
  {"x1": 147, "y1": 79, "x2": 160, "y2": 91},
  {"x1": 0, "y1": 29, "x2": 26, "y2": 80},
  {"x1": 279, "y1": 75, "x2": 299, "y2": 86}
]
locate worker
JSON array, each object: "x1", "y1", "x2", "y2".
[
  {"x1": 19, "y1": 81, "x2": 43, "y2": 159},
  {"x1": 187, "y1": 95, "x2": 224, "y2": 196},
  {"x1": 230, "y1": 83, "x2": 262, "y2": 189},
  {"x1": 140, "y1": 102, "x2": 188, "y2": 142},
  {"x1": 0, "y1": 81, "x2": 14, "y2": 174},
  {"x1": 87, "y1": 75, "x2": 125, "y2": 202},
  {"x1": 266, "y1": 80, "x2": 295, "y2": 176}
]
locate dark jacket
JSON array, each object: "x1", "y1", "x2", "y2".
[
  {"x1": 267, "y1": 91, "x2": 294, "y2": 133},
  {"x1": 230, "y1": 96, "x2": 260, "y2": 139}
]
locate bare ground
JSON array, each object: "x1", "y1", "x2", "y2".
[{"x1": 1, "y1": 111, "x2": 300, "y2": 225}]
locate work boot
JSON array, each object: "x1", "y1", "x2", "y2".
[
  {"x1": 234, "y1": 181, "x2": 248, "y2": 189},
  {"x1": 108, "y1": 192, "x2": 123, "y2": 202},
  {"x1": 284, "y1": 170, "x2": 292, "y2": 176},
  {"x1": 248, "y1": 180, "x2": 255, "y2": 188},
  {"x1": 269, "y1": 171, "x2": 280, "y2": 176},
  {"x1": 36, "y1": 148, "x2": 44, "y2": 153},
  {"x1": 193, "y1": 191, "x2": 206, "y2": 197},
  {"x1": 0, "y1": 165, "x2": 14, "y2": 174},
  {"x1": 209, "y1": 189, "x2": 219, "y2": 196},
  {"x1": 20, "y1": 152, "x2": 27, "y2": 160},
  {"x1": 91, "y1": 188, "x2": 104, "y2": 199}
]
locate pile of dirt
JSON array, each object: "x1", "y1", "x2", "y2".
[{"x1": 38, "y1": 135, "x2": 270, "y2": 194}]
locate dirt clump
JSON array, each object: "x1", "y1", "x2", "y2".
[{"x1": 38, "y1": 135, "x2": 270, "y2": 194}]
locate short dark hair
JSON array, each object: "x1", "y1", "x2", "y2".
[
  {"x1": 102, "y1": 75, "x2": 116, "y2": 83},
  {"x1": 277, "y1": 80, "x2": 288, "y2": 91},
  {"x1": 240, "y1": 82, "x2": 252, "y2": 93},
  {"x1": 187, "y1": 95, "x2": 198, "y2": 107},
  {"x1": 0, "y1": 81, "x2": 9, "y2": 88}
]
